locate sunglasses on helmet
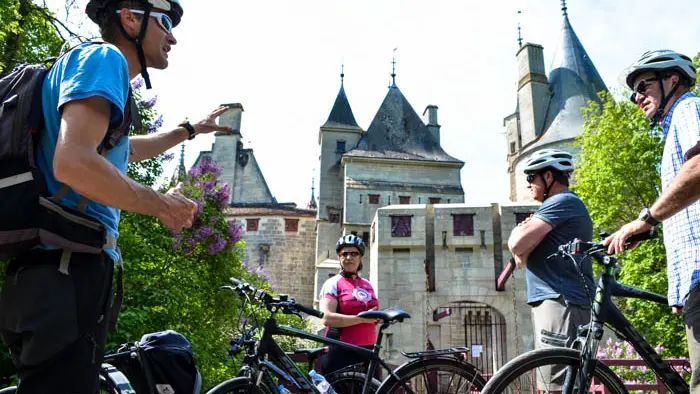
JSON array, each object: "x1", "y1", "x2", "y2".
[
  {"x1": 118, "y1": 9, "x2": 173, "y2": 34},
  {"x1": 629, "y1": 77, "x2": 658, "y2": 103}
]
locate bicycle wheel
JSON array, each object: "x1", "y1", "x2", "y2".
[
  {"x1": 480, "y1": 347, "x2": 628, "y2": 394},
  {"x1": 327, "y1": 370, "x2": 381, "y2": 394},
  {"x1": 206, "y1": 377, "x2": 273, "y2": 394},
  {"x1": 378, "y1": 357, "x2": 486, "y2": 394},
  {"x1": 0, "y1": 387, "x2": 17, "y2": 394}
]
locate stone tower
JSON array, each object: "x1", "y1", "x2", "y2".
[
  {"x1": 505, "y1": 4, "x2": 607, "y2": 202},
  {"x1": 316, "y1": 74, "x2": 364, "y2": 270}
]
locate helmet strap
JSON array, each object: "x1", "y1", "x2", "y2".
[
  {"x1": 541, "y1": 172, "x2": 554, "y2": 200},
  {"x1": 651, "y1": 72, "x2": 679, "y2": 126},
  {"x1": 117, "y1": 4, "x2": 153, "y2": 89}
]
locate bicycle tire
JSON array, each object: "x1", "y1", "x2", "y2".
[
  {"x1": 206, "y1": 377, "x2": 273, "y2": 394},
  {"x1": 326, "y1": 369, "x2": 381, "y2": 394},
  {"x1": 377, "y1": 357, "x2": 486, "y2": 394},
  {"x1": 0, "y1": 387, "x2": 16, "y2": 394},
  {"x1": 480, "y1": 347, "x2": 628, "y2": 394}
]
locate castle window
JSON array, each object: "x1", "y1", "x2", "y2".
[
  {"x1": 510, "y1": 141, "x2": 516, "y2": 154},
  {"x1": 329, "y1": 213, "x2": 340, "y2": 223},
  {"x1": 429, "y1": 197, "x2": 441, "y2": 204},
  {"x1": 515, "y1": 212, "x2": 532, "y2": 225},
  {"x1": 453, "y1": 214, "x2": 474, "y2": 236},
  {"x1": 391, "y1": 215, "x2": 412, "y2": 237},
  {"x1": 336, "y1": 140, "x2": 346, "y2": 153},
  {"x1": 284, "y1": 218, "x2": 299, "y2": 232},
  {"x1": 362, "y1": 231, "x2": 369, "y2": 244},
  {"x1": 368, "y1": 194, "x2": 380, "y2": 204},
  {"x1": 246, "y1": 218, "x2": 259, "y2": 232},
  {"x1": 399, "y1": 196, "x2": 410, "y2": 204}
]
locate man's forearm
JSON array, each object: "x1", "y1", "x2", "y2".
[
  {"x1": 129, "y1": 126, "x2": 190, "y2": 162},
  {"x1": 55, "y1": 149, "x2": 165, "y2": 217},
  {"x1": 651, "y1": 154, "x2": 700, "y2": 221}
]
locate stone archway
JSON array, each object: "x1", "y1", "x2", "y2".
[{"x1": 433, "y1": 300, "x2": 507, "y2": 378}]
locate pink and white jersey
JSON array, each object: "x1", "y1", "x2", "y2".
[{"x1": 320, "y1": 274, "x2": 379, "y2": 346}]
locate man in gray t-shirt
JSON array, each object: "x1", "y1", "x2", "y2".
[{"x1": 508, "y1": 149, "x2": 594, "y2": 389}]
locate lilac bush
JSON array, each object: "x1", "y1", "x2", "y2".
[
  {"x1": 597, "y1": 338, "x2": 690, "y2": 392},
  {"x1": 171, "y1": 160, "x2": 243, "y2": 257}
]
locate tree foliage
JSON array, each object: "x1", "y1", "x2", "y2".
[{"x1": 573, "y1": 78, "x2": 693, "y2": 356}]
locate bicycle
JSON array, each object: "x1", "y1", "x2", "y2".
[
  {"x1": 218, "y1": 277, "x2": 487, "y2": 394},
  {"x1": 481, "y1": 230, "x2": 691, "y2": 394}
]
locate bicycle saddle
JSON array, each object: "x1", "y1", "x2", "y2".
[
  {"x1": 358, "y1": 309, "x2": 411, "y2": 323},
  {"x1": 293, "y1": 347, "x2": 327, "y2": 358}
]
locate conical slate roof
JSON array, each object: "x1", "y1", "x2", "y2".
[
  {"x1": 345, "y1": 84, "x2": 462, "y2": 164},
  {"x1": 321, "y1": 84, "x2": 361, "y2": 130},
  {"x1": 533, "y1": 13, "x2": 608, "y2": 148}
]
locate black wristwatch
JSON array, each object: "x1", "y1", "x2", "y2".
[
  {"x1": 179, "y1": 120, "x2": 196, "y2": 140},
  {"x1": 638, "y1": 207, "x2": 660, "y2": 227}
]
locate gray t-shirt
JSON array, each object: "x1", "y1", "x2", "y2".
[{"x1": 525, "y1": 191, "x2": 594, "y2": 306}]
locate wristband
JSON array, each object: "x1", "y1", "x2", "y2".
[{"x1": 179, "y1": 120, "x2": 196, "y2": 140}]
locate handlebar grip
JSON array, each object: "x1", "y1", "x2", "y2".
[
  {"x1": 230, "y1": 278, "x2": 243, "y2": 286},
  {"x1": 295, "y1": 303, "x2": 324, "y2": 319},
  {"x1": 626, "y1": 230, "x2": 657, "y2": 244},
  {"x1": 496, "y1": 257, "x2": 516, "y2": 291}
]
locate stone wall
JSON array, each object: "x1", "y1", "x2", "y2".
[
  {"x1": 231, "y1": 151, "x2": 275, "y2": 204},
  {"x1": 232, "y1": 215, "x2": 317, "y2": 306},
  {"x1": 369, "y1": 203, "x2": 538, "y2": 369}
]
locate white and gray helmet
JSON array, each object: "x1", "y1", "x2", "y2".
[
  {"x1": 523, "y1": 149, "x2": 574, "y2": 173},
  {"x1": 619, "y1": 50, "x2": 696, "y2": 89}
]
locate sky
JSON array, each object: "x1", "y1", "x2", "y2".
[{"x1": 47, "y1": 0, "x2": 700, "y2": 207}]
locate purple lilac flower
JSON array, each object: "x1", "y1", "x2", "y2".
[
  {"x1": 139, "y1": 95, "x2": 158, "y2": 110},
  {"x1": 196, "y1": 225, "x2": 214, "y2": 241},
  {"x1": 163, "y1": 152, "x2": 175, "y2": 161},
  {"x1": 227, "y1": 221, "x2": 243, "y2": 244},
  {"x1": 255, "y1": 266, "x2": 273, "y2": 282},
  {"x1": 196, "y1": 160, "x2": 223, "y2": 178},
  {"x1": 131, "y1": 78, "x2": 144, "y2": 90},
  {"x1": 214, "y1": 184, "x2": 230, "y2": 210},
  {"x1": 208, "y1": 234, "x2": 227, "y2": 255}
]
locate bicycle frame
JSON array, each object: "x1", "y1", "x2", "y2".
[
  {"x1": 248, "y1": 317, "x2": 403, "y2": 394},
  {"x1": 574, "y1": 254, "x2": 689, "y2": 393}
]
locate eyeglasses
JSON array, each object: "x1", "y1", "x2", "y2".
[
  {"x1": 526, "y1": 173, "x2": 538, "y2": 184},
  {"x1": 629, "y1": 77, "x2": 658, "y2": 103},
  {"x1": 339, "y1": 251, "x2": 360, "y2": 258},
  {"x1": 118, "y1": 9, "x2": 173, "y2": 34}
]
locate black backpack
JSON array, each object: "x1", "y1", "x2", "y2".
[
  {"x1": 0, "y1": 43, "x2": 132, "y2": 260},
  {"x1": 134, "y1": 330, "x2": 202, "y2": 394}
]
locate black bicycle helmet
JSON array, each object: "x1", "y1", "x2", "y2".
[{"x1": 85, "y1": 0, "x2": 184, "y2": 89}]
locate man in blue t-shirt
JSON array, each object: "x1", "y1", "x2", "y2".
[
  {"x1": 508, "y1": 148, "x2": 594, "y2": 388},
  {"x1": 0, "y1": 1, "x2": 235, "y2": 392}
]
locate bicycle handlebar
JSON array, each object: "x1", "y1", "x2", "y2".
[
  {"x1": 549, "y1": 230, "x2": 657, "y2": 261},
  {"x1": 227, "y1": 278, "x2": 324, "y2": 319}
]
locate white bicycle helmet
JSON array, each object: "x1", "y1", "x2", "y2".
[
  {"x1": 523, "y1": 149, "x2": 574, "y2": 173},
  {"x1": 619, "y1": 50, "x2": 696, "y2": 89}
]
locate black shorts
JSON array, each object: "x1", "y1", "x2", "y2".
[{"x1": 0, "y1": 249, "x2": 114, "y2": 394}]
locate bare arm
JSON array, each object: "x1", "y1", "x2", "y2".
[
  {"x1": 507, "y1": 216, "x2": 553, "y2": 267},
  {"x1": 54, "y1": 97, "x2": 196, "y2": 230},
  {"x1": 604, "y1": 154, "x2": 700, "y2": 255},
  {"x1": 319, "y1": 298, "x2": 376, "y2": 328},
  {"x1": 129, "y1": 106, "x2": 235, "y2": 162}
]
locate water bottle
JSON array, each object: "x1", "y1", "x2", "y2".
[
  {"x1": 308, "y1": 369, "x2": 337, "y2": 394},
  {"x1": 277, "y1": 384, "x2": 292, "y2": 394}
]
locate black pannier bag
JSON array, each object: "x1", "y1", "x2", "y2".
[{"x1": 133, "y1": 330, "x2": 202, "y2": 394}]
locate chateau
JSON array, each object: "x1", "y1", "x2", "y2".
[{"x1": 187, "y1": 4, "x2": 606, "y2": 374}]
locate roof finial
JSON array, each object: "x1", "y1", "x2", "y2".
[
  {"x1": 175, "y1": 143, "x2": 187, "y2": 183},
  {"x1": 308, "y1": 176, "x2": 317, "y2": 209},
  {"x1": 517, "y1": 9, "x2": 523, "y2": 48},
  {"x1": 391, "y1": 47, "x2": 397, "y2": 86},
  {"x1": 561, "y1": 0, "x2": 568, "y2": 16},
  {"x1": 340, "y1": 63, "x2": 344, "y2": 86}
]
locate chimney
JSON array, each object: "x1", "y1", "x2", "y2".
[
  {"x1": 423, "y1": 105, "x2": 441, "y2": 144},
  {"x1": 217, "y1": 103, "x2": 244, "y2": 135},
  {"x1": 516, "y1": 43, "x2": 549, "y2": 146}
]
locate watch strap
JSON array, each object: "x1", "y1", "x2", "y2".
[{"x1": 179, "y1": 121, "x2": 196, "y2": 140}]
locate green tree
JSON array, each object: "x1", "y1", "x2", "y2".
[
  {"x1": 0, "y1": 0, "x2": 71, "y2": 73},
  {"x1": 573, "y1": 85, "x2": 686, "y2": 355}
]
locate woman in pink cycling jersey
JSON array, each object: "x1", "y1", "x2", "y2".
[{"x1": 319, "y1": 234, "x2": 379, "y2": 375}]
